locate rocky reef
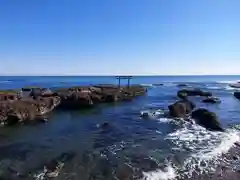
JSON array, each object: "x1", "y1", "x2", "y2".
[
  {"x1": 177, "y1": 88, "x2": 212, "y2": 99},
  {"x1": 0, "y1": 85, "x2": 147, "y2": 125}
]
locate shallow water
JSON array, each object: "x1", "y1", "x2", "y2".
[{"x1": 0, "y1": 76, "x2": 240, "y2": 180}]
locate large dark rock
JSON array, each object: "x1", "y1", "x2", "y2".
[
  {"x1": 191, "y1": 108, "x2": 224, "y2": 131},
  {"x1": 0, "y1": 96, "x2": 60, "y2": 125},
  {"x1": 57, "y1": 90, "x2": 94, "y2": 109},
  {"x1": 168, "y1": 100, "x2": 195, "y2": 118},
  {"x1": 202, "y1": 97, "x2": 221, "y2": 104},
  {"x1": 177, "y1": 89, "x2": 212, "y2": 99},
  {"x1": 234, "y1": 92, "x2": 240, "y2": 99}
]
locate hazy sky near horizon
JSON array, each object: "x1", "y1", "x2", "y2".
[{"x1": 0, "y1": 0, "x2": 240, "y2": 75}]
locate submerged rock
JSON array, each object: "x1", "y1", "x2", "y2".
[
  {"x1": 202, "y1": 97, "x2": 221, "y2": 104},
  {"x1": 32, "y1": 152, "x2": 75, "y2": 179},
  {"x1": 191, "y1": 108, "x2": 224, "y2": 131},
  {"x1": 168, "y1": 100, "x2": 195, "y2": 118},
  {"x1": 96, "y1": 122, "x2": 110, "y2": 128},
  {"x1": 177, "y1": 89, "x2": 212, "y2": 99},
  {"x1": 177, "y1": 84, "x2": 188, "y2": 87},
  {"x1": 229, "y1": 83, "x2": 240, "y2": 88},
  {"x1": 152, "y1": 83, "x2": 164, "y2": 86}
]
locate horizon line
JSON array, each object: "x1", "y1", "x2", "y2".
[{"x1": 0, "y1": 74, "x2": 240, "y2": 77}]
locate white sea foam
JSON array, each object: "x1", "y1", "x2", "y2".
[
  {"x1": 163, "y1": 83, "x2": 174, "y2": 87},
  {"x1": 140, "y1": 109, "x2": 166, "y2": 120},
  {"x1": 142, "y1": 165, "x2": 176, "y2": 180},
  {"x1": 156, "y1": 118, "x2": 173, "y2": 123},
  {"x1": 224, "y1": 85, "x2": 239, "y2": 91},
  {"x1": 141, "y1": 84, "x2": 154, "y2": 87},
  {"x1": 142, "y1": 122, "x2": 240, "y2": 180}
]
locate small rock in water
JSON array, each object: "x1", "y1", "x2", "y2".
[
  {"x1": 152, "y1": 83, "x2": 164, "y2": 86},
  {"x1": 46, "y1": 162, "x2": 64, "y2": 178},
  {"x1": 140, "y1": 109, "x2": 165, "y2": 119},
  {"x1": 234, "y1": 92, "x2": 240, "y2": 99},
  {"x1": 177, "y1": 84, "x2": 188, "y2": 87},
  {"x1": 32, "y1": 152, "x2": 75, "y2": 179},
  {"x1": 202, "y1": 97, "x2": 221, "y2": 104},
  {"x1": 96, "y1": 122, "x2": 110, "y2": 128},
  {"x1": 233, "y1": 156, "x2": 239, "y2": 160}
]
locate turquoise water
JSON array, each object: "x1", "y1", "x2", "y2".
[{"x1": 0, "y1": 75, "x2": 240, "y2": 180}]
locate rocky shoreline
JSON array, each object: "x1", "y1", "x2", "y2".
[
  {"x1": 0, "y1": 85, "x2": 147, "y2": 126},
  {"x1": 1, "y1": 83, "x2": 240, "y2": 180},
  {"x1": 183, "y1": 144, "x2": 240, "y2": 180}
]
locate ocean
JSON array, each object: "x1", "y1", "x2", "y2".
[{"x1": 1, "y1": 75, "x2": 240, "y2": 180}]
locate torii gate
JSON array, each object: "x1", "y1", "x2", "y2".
[{"x1": 116, "y1": 76, "x2": 133, "y2": 88}]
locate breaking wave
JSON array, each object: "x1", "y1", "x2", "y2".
[{"x1": 142, "y1": 122, "x2": 240, "y2": 180}]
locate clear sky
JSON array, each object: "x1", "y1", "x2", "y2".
[{"x1": 0, "y1": 0, "x2": 240, "y2": 75}]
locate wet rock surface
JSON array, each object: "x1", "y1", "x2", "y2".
[
  {"x1": 0, "y1": 96, "x2": 61, "y2": 125},
  {"x1": 183, "y1": 145, "x2": 240, "y2": 180},
  {"x1": 56, "y1": 85, "x2": 147, "y2": 109},
  {"x1": 168, "y1": 100, "x2": 196, "y2": 118},
  {"x1": 191, "y1": 108, "x2": 224, "y2": 131},
  {"x1": 0, "y1": 85, "x2": 147, "y2": 125},
  {"x1": 234, "y1": 92, "x2": 240, "y2": 99}
]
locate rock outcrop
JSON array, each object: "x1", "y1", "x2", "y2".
[
  {"x1": 0, "y1": 85, "x2": 147, "y2": 125},
  {"x1": 234, "y1": 92, "x2": 240, "y2": 99},
  {"x1": 191, "y1": 108, "x2": 224, "y2": 131},
  {"x1": 0, "y1": 96, "x2": 60, "y2": 125},
  {"x1": 168, "y1": 100, "x2": 196, "y2": 118},
  {"x1": 177, "y1": 89, "x2": 212, "y2": 99},
  {"x1": 0, "y1": 90, "x2": 20, "y2": 101},
  {"x1": 56, "y1": 85, "x2": 147, "y2": 109}
]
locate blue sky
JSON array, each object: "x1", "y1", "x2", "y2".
[{"x1": 0, "y1": 0, "x2": 239, "y2": 75}]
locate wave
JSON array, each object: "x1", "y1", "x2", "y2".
[
  {"x1": 141, "y1": 84, "x2": 154, "y2": 87},
  {"x1": 206, "y1": 86, "x2": 222, "y2": 90},
  {"x1": 224, "y1": 86, "x2": 239, "y2": 91},
  {"x1": 217, "y1": 80, "x2": 240, "y2": 84},
  {"x1": 0, "y1": 80, "x2": 12, "y2": 84},
  {"x1": 142, "y1": 122, "x2": 240, "y2": 180}
]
